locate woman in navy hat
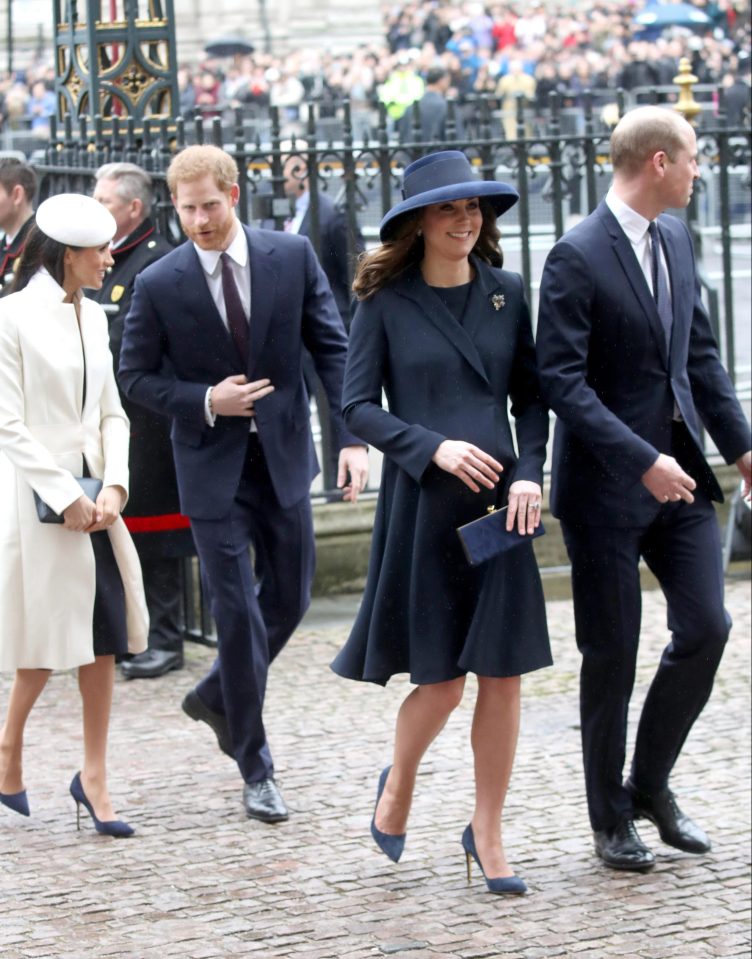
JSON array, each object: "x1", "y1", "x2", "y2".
[
  {"x1": 332, "y1": 151, "x2": 551, "y2": 893},
  {"x1": 0, "y1": 194, "x2": 147, "y2": 836}
]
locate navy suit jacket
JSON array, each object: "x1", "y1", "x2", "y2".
[
  {"x1": 118, "y1": 224, "x2": 361, "y2": 519},
  {"x1": 536, "y1": 201, "x2": 750, "y2": 527}
]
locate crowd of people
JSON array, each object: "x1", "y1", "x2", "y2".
[
  {"x1": 1, "y1": 0, "x2": 750, "y2": 146},
  {"x1": 172, "y1": 1, "x2": 752, "y2": 135},
  {"x1": 0, "y1": 0, "x2": 751, "y2": 901},
  {"x1": 1, "y1": 105, "x2": 751, "y2": 888}
]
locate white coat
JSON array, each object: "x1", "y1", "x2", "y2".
[{"x1": 0, "y1": 270, "x2": 148, "y2": 670}]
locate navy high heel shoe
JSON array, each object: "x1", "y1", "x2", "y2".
[
  {"x1": 70, "y1": 773, "x2": 134, "y2": 838},
  {"x1": 370, "y1": 766, "x2": 405, "y2": 863},
  {"x1": 461, "y1": 824, "x2": 527, "y2": 895},
  {"x1": 0, "y1": 790, "x2": 30, "y2": 817}
]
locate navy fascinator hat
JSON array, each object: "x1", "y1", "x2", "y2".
[{"x1": 379, "y1": 150, "x2": 519, "y2": 242}]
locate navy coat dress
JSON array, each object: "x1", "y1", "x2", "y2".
[{"x1": 331, "y1": 257, "x2": 552, "y2": 686}]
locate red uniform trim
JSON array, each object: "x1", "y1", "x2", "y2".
[
  {"x1": 124, "y1": 513, "x2": 191, "y2": 533},
  {"x1": 112, "y1": 225, "x2": 156, "y2": 256}
]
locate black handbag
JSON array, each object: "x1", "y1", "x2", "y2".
[
  {"x1": 457, "y1": 505, "x2": 545, "y2": 567},
  {"x1": 33, "y1": 477, "x2": 103, "y2": 524}
]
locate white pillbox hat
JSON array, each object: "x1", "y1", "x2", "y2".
[{"x1": 35, "y1": 193, "x2": 116, "y2": 247}]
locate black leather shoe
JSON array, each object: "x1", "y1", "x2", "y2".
[
  {"x1": 243, "y1": 778, "x2": 289, "y2": 823},
  {"x1": 626, "y1": 780, "x2": 711, "y2": 854},
  {"x1": 181, "y1": 689, "x2": 234, "y2": 758},
  {"x1": 594, "y1": 819, "x2": 656, "y2": 871},
  {"x1": 121, "y1": 648, "x2": 183, "y2": 680}
]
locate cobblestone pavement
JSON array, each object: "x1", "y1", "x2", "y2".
[{"x1": 1, "y1": 578, "x2": 750, "y2": 959}]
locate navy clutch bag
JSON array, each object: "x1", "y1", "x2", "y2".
[
  {"x1": 33, "y1": 477, "x2": 103, "y2": 524},
  {"x1": 456, "y1": 506, "x2": 545, "y2": 567}
]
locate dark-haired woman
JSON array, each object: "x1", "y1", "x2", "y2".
[
  {"x1": 0, "y1": 194, "x2": 148, "y2": 836},
  {"x1": 331, "y1": 151, "x2": 552, "y2": 894}
]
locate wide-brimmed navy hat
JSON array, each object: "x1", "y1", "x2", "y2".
[{"x1": 379, "y1": 150, "x2": 518, "y2": 242}]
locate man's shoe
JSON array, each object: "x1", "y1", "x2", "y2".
[
  {"x1": 626, "y1": 780, "x2": 711, "y2": 854},
  {"x1": 243, "y1": 779, "x2": 289, "y2": 823},
  {"x1": 181, "y1": 689, "x2": 234, "y2": 758},
  {"x1": 594, "y1": 819, "x2": 656, "y2": 871},
  {"x1": 121, "y1": 648, "x2": 183, "y2": 680}
]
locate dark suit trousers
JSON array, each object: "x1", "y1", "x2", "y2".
[
  {"x1": 189, "y1": 436, "x2": 315, "y2": 784},
  {"x1": 561, "y1": 494, "x2": 731, "y2": 832},
  {"x1": 140, "y1": 556, "x2": 184, "y2": 652}
]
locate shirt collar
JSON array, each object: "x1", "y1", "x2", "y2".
[
  {"x1": 294, "y1": 191, "x2": 310, "y2": 218},
  {"x1": 193, "y1": 219, "x2": 248, "y2": 276},
  {"x1": 605, "y1": 187, "x2": 652, "y2": 245}
]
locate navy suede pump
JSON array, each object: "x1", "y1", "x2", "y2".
[
  {"x1": 70, "y1": 772, "x2": 134, "y2": 838},
  {"x1": 461, "y1": 824, "x2": 527, "y2": 895},
  {"x1": 370, "y1": 766, "x2": 406, "y2": 862},
  {"x1": 0, "y1": 789, "x2": 30, "y2": 817}
]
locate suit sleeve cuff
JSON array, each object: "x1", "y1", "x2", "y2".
[{"x1": 204, "y1": 387, "x2": 216, "y2": 427}]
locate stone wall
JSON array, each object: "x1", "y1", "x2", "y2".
[
  {"x1": 312, "y1": 463, "x2": 749, "y2": 597},
  {"x1": 173, "y1": 0, "x2": 383, "y2": 60}
]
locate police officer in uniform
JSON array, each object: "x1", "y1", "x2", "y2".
[
  {"x1": 92, "y1": 162, "x2": 191, "y2": 679},
  {"x1": 0, "y1": 158, "x2": 36, "y2": 296}
]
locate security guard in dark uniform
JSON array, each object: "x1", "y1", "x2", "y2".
[
  {"x1": 92, "y1": 162, "x2": 192, "y2": 679},
  {"x1": 0, "y1": 158, "x2": 36, "y2": 296}
]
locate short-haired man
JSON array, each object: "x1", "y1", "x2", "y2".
[
  {"x1": 92, "y1": 162, "x2": 186, "y2": 680},
  {"x1": 0, "y1": 157, "x2": 36, "y2": 294},
  {"x1": 278, "y1": 150, "x2": 365, "y2": 484},
  {"x1": 119, "y1": 145, "x2": 368, "y2": 822},
  {"x1": 280, "y1": 152, "x2": 364, "y2": 330},
  {"x1": 398, "y1": 66, "x2": 463, "y2": 144},
  {"x1": 536, "y1": 106, "x2": 751, "y2": 872}
]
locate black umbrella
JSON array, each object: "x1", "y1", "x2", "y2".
[
  {"x1": 204, "y1": 36, "x2": 255, "y2": 58},
  {"x1": 634, "y1": 3, "x2": 711, "y2": 30}
]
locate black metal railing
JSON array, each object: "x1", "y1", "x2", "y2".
[
  {"x1": 35, "y1": 91, "x2": 750, "y2": 324},
  {"x1": 29, "y1": 90, "x2": 750, "y2": 639}
]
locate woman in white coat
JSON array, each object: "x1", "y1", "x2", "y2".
[{"x1": 0, "y1": 194, "x2": 148, "y2": 837}]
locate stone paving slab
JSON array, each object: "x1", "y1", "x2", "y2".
[{"x1": 0, "y1": 578, "x2": 749, "y2": 959}]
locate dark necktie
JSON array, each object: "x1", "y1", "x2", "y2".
[
  {"x1": 220, "y1": 252, "x2": 249, "y2": 361},
  {"x1": 647, "y1": 221, "x2": 672, "y2": 351}
]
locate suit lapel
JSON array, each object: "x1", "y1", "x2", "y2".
[
  {"x1": 466, "y1": 259, "x2": 511, "y2": 342},
  {"x1": 173, "y1": 242, "x2": 239, "y2": 365},
  {"x1": 298, "y1": 207, "x2": 311, "y2": 238},
  {"x1": 658, "y1": 219, "x2": 688, "y2": 369},
  {"x1": 247, "y1": 227, "x2": 277, "y2": 368},
  {"x1": 597, "y1": 203, "x2": 669, "y2": 370},
  {"x1": 396, "y1": 266, "x2": 490, "y2": 385}
]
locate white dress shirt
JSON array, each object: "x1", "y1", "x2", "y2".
[
  {"x1": 605, "y1": 187, "x2": 670, "y2": 301},
  {"x1": 605, "y1": 187, "x2": 679, "y2": 418},
  {"x1": 193, "y1": 217, "x2": 251, "y2": 325},
  {"x1": 286, "y1": 190, "x2": 309, "y2": 235},
  {"x1": 194, "y1": 219, "x2": 253, "y2": 428}
]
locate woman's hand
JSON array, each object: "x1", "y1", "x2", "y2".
[
  {"x1": 432, "y1": 440, "x2": 503, "y2": 493},
  {"x1": 85, "y1": 485, "x2": 126, "y2": 532},
  {"x1": 337, "y1": 446, "x2": 370, "y2": 503},
  {"x1": 62, "y1": 494, "x2": 98, "y2": 531},
  {"x1": 506, "y1": 480, "x2": 543, "y2": 534}
]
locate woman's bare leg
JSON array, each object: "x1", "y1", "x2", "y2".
[
  {"x1": 375, "y1": 676, "x2": 466, "y2": 835},
  {"x1": 469, "y1": 675, "x2": 521, "y2": 878},
  {"x1": 0, "y1": 669, "x2": 51, "y2": 794},
  {"x1": 77, "y1": 655, "x2": 117, "y2": 821}
]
